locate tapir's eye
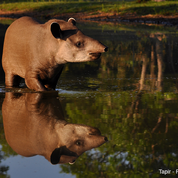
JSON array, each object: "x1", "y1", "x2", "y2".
[
  {"x1": 75, "y1": 140, "x2": 83, "y2": 146},
  {"x1": 76, "y1": 41, "x2": 82, "y2": 48}
]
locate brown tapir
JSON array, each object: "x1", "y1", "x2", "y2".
[
  {"x1": 2, "y1": 92, "x2": 107, "y2": 164},
  {"x1": 2, "y1": 16, "x2": 108, "y2": 91}
]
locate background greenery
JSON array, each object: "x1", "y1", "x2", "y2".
[
  {"x1": 0, "y1": 0, "x2": 177, "y2": 17},
  {"x1": 58, "y1": 23, "x2": 178, "y2": 177},
  {"x1": 0, "y1": 11, "x2": 178, "y2": 178}
]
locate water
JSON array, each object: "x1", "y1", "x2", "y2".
[{"x1": 1, "y1": 19, "x2": 178, "y2": 177}]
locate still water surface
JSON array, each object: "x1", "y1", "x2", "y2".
[{"x1": 1, "y1": 19, "x2": 178, "y2": 177}]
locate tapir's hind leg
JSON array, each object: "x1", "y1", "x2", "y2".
[{"x1": 5, "y1": 73, "x2": 22, "y2": 87}]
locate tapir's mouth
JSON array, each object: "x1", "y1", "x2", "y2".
[
  {"x1": 89, "y1": 53, "x2": 101, "y2": 60},
  {"x1": 69, "y1": 160, "x2": 76, "y2": 165}
]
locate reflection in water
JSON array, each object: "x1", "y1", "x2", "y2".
[
  {"x1": 1, "y1": 22, "x2": 178, "y2": 177},
  {"x1": 2, "y1": 92, "x2": 107, "y2": 165},
  {"x1": 138, "y1": 32, "x2": 177, "y2": 92}
]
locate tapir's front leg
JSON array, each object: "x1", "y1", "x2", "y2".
[
  {"x1": 25, "y1": 71, "x2": 47, "y2": 91},
  {"x1": 45, "y1": 65, "x2": 64, "y2": 90}
]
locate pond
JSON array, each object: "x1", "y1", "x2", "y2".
[{"x1": 1, "y1": 19, "x2": 178, "y2": 178}]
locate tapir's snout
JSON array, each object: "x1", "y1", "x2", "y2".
[
  {"x1": 89, "y1": 42, "x2": 108, "y2": 60},
  {"x1": 104, "y1": 46, "x2": 108, "y2": 52},
  {"x1": 97, "y1": 42, "x2": 108, "y2": 53}
]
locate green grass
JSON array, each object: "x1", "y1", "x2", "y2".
[
  {"x1": 0, "y1": 1, "x2": 106, "y2": 14},
  {"x1": 0, "y1": 0, "x2": 177, "y2": 17},
  {"x1": 100, "y1": 1, "x2": 178, "y2": 16}
]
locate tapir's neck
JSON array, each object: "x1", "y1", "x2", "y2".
[{"x1": 48, "y1": 64, "x2": 64, "y2": 78}]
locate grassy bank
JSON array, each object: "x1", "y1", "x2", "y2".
[{"x1": 0, "y1": 0, "x2": 178, "y2": 17}]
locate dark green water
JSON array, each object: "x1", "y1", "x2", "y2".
[{"x1": 1, "y1": 19, "x2": 178, "y2": 178}]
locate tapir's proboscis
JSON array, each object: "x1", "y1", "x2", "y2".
[
  {"x1": 2, "y1": 16, "x2": 108, "y2": 91},
  {"x1": 2, "y1": 92, "x2": 108, "y2": 164}
]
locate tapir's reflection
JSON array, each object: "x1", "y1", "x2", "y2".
[{"x1": 2, "y1": 92, "x2": 107, "y2": 164}]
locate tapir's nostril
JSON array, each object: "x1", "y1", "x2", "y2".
[
  {"x1": 104, "y1": 136, "x2": 108, "y2": 142},
  {"x1": 104, "y1": 47, "x2": 108, "y2": 52}
]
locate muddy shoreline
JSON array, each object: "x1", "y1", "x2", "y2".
[
  {"x1": 86, "y1": 14, "x2": 178, "y2": 27},
  {"x1": 0, "y1": 10, "x2": 178, "y2": 27}
]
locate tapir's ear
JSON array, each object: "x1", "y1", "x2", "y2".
[
  {"x1": 50, "y1": 148, "x2": 61, "y2": 165},
  {"x1": 68, "y1": 18, "x2": 76, "y2": 26},
  {"x1": 50, "y1": 146, "x2": 78, "y2": 164},
  {"x1": 51, "y1": 22, "x2": 62, "y2": 39}
]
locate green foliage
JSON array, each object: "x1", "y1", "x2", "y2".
[
  {"x1": 0, "y1": 0, "x2": 178, "y2": 17},
  {"x1": 58, "y1": 90, "x2": 178, "y2": 177},
  {"x1": 1, "y1": 21, "x2": 178, "y2": 177},
  {"x1": 57, "y1": 23, "x2": 178, "y2": 176}
]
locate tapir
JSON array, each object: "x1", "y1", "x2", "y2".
[
  {"x1": 2, "y1": 92, "x2": 107, "y2": 164},
  {"x1": 2, "y1": 16, "x2": 108, "y2": 91}
]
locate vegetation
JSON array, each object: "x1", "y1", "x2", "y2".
[
  {"x1": 0, "y1": 11, "x2": 178, "y2": 177},
  {"x1": 58, "y1": 91, "x2": 178, "y2": 177},
  {"x1": 54, "y1": 24, "x2": 178, "y2": 176},
  {"x1": 56, "y1": 26, "x2": 178, "y2": 176},
  {"x1": 0, "y1": 0, "x2": 177, "y2": 17}
]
